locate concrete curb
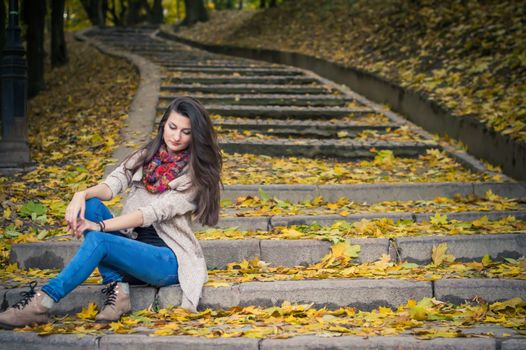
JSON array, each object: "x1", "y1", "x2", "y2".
[
  {"x1": 3, "y1": 332, "x2": 524, "y2": 350},
  {"x1": 221, "y1": 182, "x2": 526, "y2": 203},
  {"x1": 156, "y1": 29, "x2": 525, "y2": 182},
  {"x1": 11, "y1": 231, "x2": 525, "y2": 270},
  {"x1": 75, "y1": 27, "x2": 160, "y2": 177},
  {"x1": 0, "y1": 332, "x2": 99, "y2": 350},
  {"x1": 4, "y1": 278, "x2": 525, "y2": 315},
  {"x1": 8, "y1": 237, "x2": 386, "y2": 270},
  {"x1": 159, "y1": 279, "x2": 433, "y2": 311},
  {"x1": 435, "y1": 279, "x2": 526, "y2": 304},
  {"x1": 220, "y1": 139, "x2": 433, "y2": 158},
  {"x1": 266, "y1": 211, "x2": 526, "y2": 229},
  {"x1": 395, "y1": 233, "x2": 526, "y2": 264}
]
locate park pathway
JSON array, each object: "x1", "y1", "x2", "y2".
[{"x1": 2, "y1": 27, "x2": 526, "y2": 349}]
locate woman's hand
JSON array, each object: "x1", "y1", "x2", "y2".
[
  {"x1": 73, "y1": 218, "x2": 100, "y2": 239},
  {"x1": 66, "y1": 191, "x2": 87, "y2": 236}
]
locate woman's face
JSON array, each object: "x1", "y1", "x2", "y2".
[{"x1": 163, "y1": 111, "x2": 192, "y2": 154}]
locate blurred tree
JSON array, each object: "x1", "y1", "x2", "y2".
[
  {"x1": 80, "y1": 0, "x2": 107, "y2": 26},
  {"x1": 108, "y1": 0, "x2": 125, "y2": 26},
  {"x1": 149, "y1": 0, "x2": 163, "y2": 24},
  {"x1": 22, "y1": 0, "x2": 46, "y2": 97},
  {"x1": 0, "y1": 0, "x2": 5, "y2": 54},
  {"x1": 183, "y1": 0, "x2": 208, "y2": 25},
  {"x1": 0, "y1": 0, "x2": 5, "y2": 115},
  {"x1": 125, "y1": 0, "x2": 142, "y2": 24},
  {"x1": 211, "y1": 0, "x2": 233, "y2": 10},
  {"x1": 51, "y1": 0, "x2": 68, "y2": 67}
]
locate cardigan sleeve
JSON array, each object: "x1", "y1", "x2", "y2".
[
  {"x1": 101, "y1": 151, "x2": 143, "y2": 199},
  {"x1": 137, "y1": 190, "x2": 197, "y2": 227}
]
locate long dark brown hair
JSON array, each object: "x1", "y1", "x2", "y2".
[{"x1": 122, "y1": 96, "x2": 222, "y2": 226}]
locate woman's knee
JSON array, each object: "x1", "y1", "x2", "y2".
[
  {"x1": 84, "y1": 198, "x2": 103, "y2": 221},
  {"x1": 83, "y1": 230, "x2": 106, "y2": 244}
]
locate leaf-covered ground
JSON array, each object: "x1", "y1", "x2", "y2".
[
  {"x1": 5, "y1": 241, "x2": 525, "y2": 339},
  {"x1": 198, "y1": 215, "x2": 526, "y2": 241},
  {"x1": 0, "y1": 34, "x2": 138, "y2": 266},
  {"x1": 217, "y1": 125, "x2": 430, "y2": 143},
  {"x1": 176, "y1": 0, "x2": 526, "y2": 142},
  {"x1": 222, "y1": 149, "x2": 502, "y2": 185},
  {"x1": 15, "y1": 297, "x2": 526, "y2": 339},
  {"x1": 210, "y1": 113, "x2": 392, "y2": 126},
  {"x1": 221, "y1": 191, "x2": 524, "y2": 218},
  {"x1": 206, "y1": 242, "x2": 526, "y2": 286},
  {"x1": 3, "y1": 241, "x2": 524, "y2": 288}
]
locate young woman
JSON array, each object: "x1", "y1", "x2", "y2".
[{"x1": 0, "y1": 96, "x2": 222, "y2": 329}]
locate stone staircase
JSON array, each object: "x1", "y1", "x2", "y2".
[{"x1": 1, "y1": 27, "x2": 525, "y2": 349}]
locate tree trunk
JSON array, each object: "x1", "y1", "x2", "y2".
[
  {"x1": 238, "y1": 0, "x2": 243, "y2": 10},
  {"x1": 22, "y1": 0, "x2": 46, "y2": 98},
  {"x1": 269, "y1": 0, "x2": 277, "y2": 7},
  {"x1": 0, "y1": 0, "x2": 6, "y2": 53},
  {"x1": 183, "y1": 0, "x2": 208, "y2": 26},
  {"x1": 0, "y1": 0, "x2": 5, "y2": 116},
  {"x1": 150, "y1": 0, "x2": 163, "y2": 24},
  {"x1": 126, "y1": 0, "x2": 143, "y2": 25},
  {"x1": 97, "y1": 0, "x2": 107, "y2": 27},
  {"x1": 259, "y1": 0, "x2": 266, "y2": 9},
  {"x1": 212, "y1": 0, "x2": 220, "y2": 10},
  {"x1": 80, "y1": 0, "x2": 102, "y2": 26},
  {"x1": 51, "y1": 0, "x2": 67, "y2": 67},
  {"x1": 225, "y1": 0, "x2": 233, "y2": 9},
  {"x1": 108, "y1": 0, "x2": 126, "y2": 26}
]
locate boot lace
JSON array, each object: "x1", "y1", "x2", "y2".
[
  {"x1": 101, "y1": 282, "x2": 118, "y2": 307},
  {"x1": 12, "y1": 281, "x2": 38, "y2": 310}
]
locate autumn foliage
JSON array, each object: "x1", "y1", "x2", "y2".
[{"x1": 177, "y1": 0, "x2": 526, "y2": 141}]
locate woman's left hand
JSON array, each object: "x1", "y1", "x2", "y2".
[{"x1": 74, "y1": 219, "x2": 100, "y2": 239}]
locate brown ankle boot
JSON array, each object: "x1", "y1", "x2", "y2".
[
  {"x1": 0, "y1": 282, "x2": 53, "y2": 330},
  {"x1": 95, "y1": 282, "x2": 131, "y2": 323}
]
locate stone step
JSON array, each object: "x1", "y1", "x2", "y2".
[
  {"x1": 164, "y1": 66, "x2": 304, "y2": 76},
  {"x1": 10, "y1": 232, "x2": 526, "y2": 270},
  {"x1": 163, "y1": 75, "x2": 317, "y2": 85},
  {"x1": 214, "y1": 210, "x2": 526, "y2": 231},
  {"x1": 2, "y1": 278, "x2": 524, "y2": 315},
  {"x1": 216, "y1": 122, "x2": 396, "y2": 138},
  {"x1": 220, "y1": 182, "x2": 526, "y2": 203},
  {"x1": 162, "y1": 105, "x2": 373, "y2": 119},
  {"x1": 161, "y1": 84, "x2": 331, "y2": 94},
  {"x1": 220, "y1": 139, "x2": 435, "y2": 158},
  {"x1": 201, "y1": 105, "x2": 373, "y2": 119},
  {"x1": 159, "y1": 94, "x2": 354, "y2": 106},
  {"x1": 161, "y1": 62, "x2": 281, "y2": 69},
  {"x1": 122, "y1": 48, "x2": 177, "y2": 53},
  {"x1": 0, "y1": 331, "x2": 522, "y2": 350}
]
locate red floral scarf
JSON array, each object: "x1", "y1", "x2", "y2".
[{"x1": 142, "y1": 146, "x2": 190, "y2": 193}]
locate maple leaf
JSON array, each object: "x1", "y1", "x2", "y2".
[
  {"x1": 431, "y1": 243, "x2": 455, "y2": 266},
  {"x1": 430, "y1": 213, "x2": 448, "y2": 226},
  {"x1": 76, "y1": 302, "x2": 98, "y2": 320}
]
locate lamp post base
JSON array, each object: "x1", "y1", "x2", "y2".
[{"x1": 0, "y1": 140, "x2": 35, "y2": 175}]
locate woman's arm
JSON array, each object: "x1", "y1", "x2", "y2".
[
  {"x1": 74, "y1": 210, "x2": 144, "y2": 239},
  {"x1": 66, "y1": 184, "x2": 113, "y2": 235},
  {"x1": 83, "y1": 183, "x2": 113, "y2": 201}
]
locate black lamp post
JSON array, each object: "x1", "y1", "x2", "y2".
[{"x1": 0, "y1": 0, "x2": 32, "y2": 174}]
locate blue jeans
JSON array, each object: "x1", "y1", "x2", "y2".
[{"x1": 42, "y1": 198, "x2": 179, "y2": 302}]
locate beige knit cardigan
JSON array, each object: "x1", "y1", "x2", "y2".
[{"x1": 101, "y1": 154, "x2": 207, "y2": 312}]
